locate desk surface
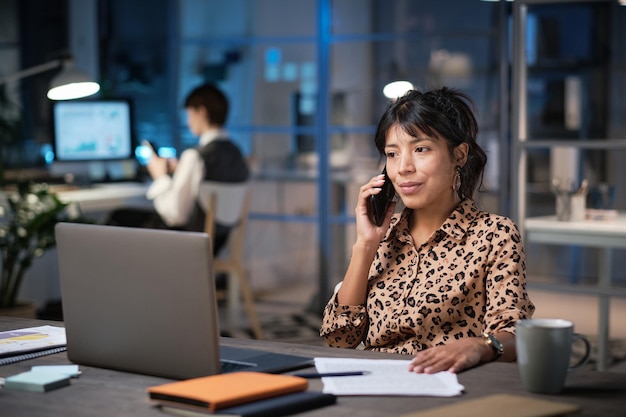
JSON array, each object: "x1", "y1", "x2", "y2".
[
  {"x1": 1, "y1": 317, "x2": 625, "y2": 417},
  {"x1": 1, "y1": 181, "x2": 151, "y2": 216},
  {"x1": 54, "y1": 182, "x2": 151, "y2": 213},
  {"x1": 55, "y1": 181, "x2": 150, "y2": 200}
]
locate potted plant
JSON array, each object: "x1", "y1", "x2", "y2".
[{"x1": 0, "y1": 181, "x2": 90, "y2": 313}]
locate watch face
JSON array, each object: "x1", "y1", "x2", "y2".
[
  {"x1": 485, "y1": 333, "x2": 504, "y2": 356},
  {"x1": 491, "y1": 335, "x2": 503, "y2": 352}
]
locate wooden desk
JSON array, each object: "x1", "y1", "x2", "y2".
[
  {"x1": 525, "y1": 214, "x2": 626, "y2": 371},
  {"x1": 1, "y1": 317, "x2": 625, "y2": 417}
]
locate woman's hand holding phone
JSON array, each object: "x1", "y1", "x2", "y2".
[
  {"x1": 366, "y1": 171, "x2": 395, "y2": 226},
  {"x1": 337, "y1": 174, "x2": 396, "y2": 305},
  {"x1": 355, "y1": 171, "x2": 396, "y2": 245},
  {"x1": 340, "y1": 173, "x2": 396, "y2": 306},
  {"x1": 365, "y1": 168, "x2": 396, "y2": 226}
]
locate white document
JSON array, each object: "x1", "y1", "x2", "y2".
[
  {"x1": 314, "y1": 357, "x2": 464, "y2": 397},
  {"x1": 0, "y1": 325, "x2": 66, "y2": 356}
]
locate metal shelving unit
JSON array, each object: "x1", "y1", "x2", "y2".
[
  {"x1": 511, "y1": 0, "x2": 626, "y2": 371},
  {"x1": 512, "y1": 0, "x2": 622, "y2": 226}
]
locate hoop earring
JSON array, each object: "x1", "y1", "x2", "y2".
[{"x1": 452, "y1": 167, "x2": 462, "y2": 195}]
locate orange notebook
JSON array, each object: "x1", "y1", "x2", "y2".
[{"x1": 147, "y1": 372, "x2": 308, "y2": 412}]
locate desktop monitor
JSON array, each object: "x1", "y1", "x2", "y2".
[{"x1": 52, "y1": 99, "x2": 134, "y2": 162}]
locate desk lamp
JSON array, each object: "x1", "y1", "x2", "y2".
[{"x1": 0, "y1": 54, "x2": 100, "y2": 101}]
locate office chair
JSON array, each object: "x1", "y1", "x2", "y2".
[{"x1": 200, "y1": 182, "x2": 263, "y2": 340}]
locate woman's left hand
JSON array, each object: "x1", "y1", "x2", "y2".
[{"x1": 408, "y1": 337, "x2": 488, "y2": 374}]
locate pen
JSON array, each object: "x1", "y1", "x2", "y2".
[{"x1": 293, "y1": 371, "x2": 369, "y2": 378}]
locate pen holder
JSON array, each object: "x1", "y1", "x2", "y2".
[{"x1": 555, "y1": 192, "x2": 586, "y2": 222}]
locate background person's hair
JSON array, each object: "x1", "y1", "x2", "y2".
[
  {"x1": 374, "y1": 87, "x2": 487, "y2": 200},
  {"x1": 184, "y1": 83, "x2": 229, "y2": 126}
]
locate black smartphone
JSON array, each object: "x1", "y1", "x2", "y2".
[{"x1": 366, "y1": 168, "x2": 395, "y2": 226}]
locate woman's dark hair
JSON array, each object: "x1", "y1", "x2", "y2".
[
  {"x1": 374, "y1": 87, "x2": 487, "y2": 199},
  {"x1": 184, "y1": 83, "x2": 229, "y2": 126}
]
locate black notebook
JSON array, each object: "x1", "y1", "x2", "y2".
[{"x1": 158, "y1": 391, "x2": 337, "y2": 417}]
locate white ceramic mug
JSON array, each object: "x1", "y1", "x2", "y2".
[{"x1": 516, "y1": 318, "x2": 590, "y2": 394}]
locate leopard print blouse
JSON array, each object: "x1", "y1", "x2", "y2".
[{"x1": 320, "y1": 199, "x2": 535, "y2": 354}]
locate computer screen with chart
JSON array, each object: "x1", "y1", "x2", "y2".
[{"x1": 52, "y1": 99, "x2": 134, "y2": 162}]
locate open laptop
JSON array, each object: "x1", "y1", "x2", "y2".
[{"x1": 55, "y1": 223, "x2": 313, "y2": 380}]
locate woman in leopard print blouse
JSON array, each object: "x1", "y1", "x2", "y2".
[{"x1": 320, "y1": 87, "x2": 535, "y2": 374}]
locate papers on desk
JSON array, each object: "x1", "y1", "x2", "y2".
[
  {"x1": 0, "y1": 325, "x2": 67, "y2": 365},
  {"x1": 314, "y1": 357, "x2": 464, "y2": 397}
]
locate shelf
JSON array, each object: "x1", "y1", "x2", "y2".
[
  {"x1": 527, "y1": 281, "x2": 626, "y2": 298},
  {"x1": 527, "y1": 61, "x2": 607, "y2": 72},
  {"x1": 515, "y1": 139, "x2": 626, "y2": 149}
]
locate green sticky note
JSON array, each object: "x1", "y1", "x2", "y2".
[
  {"x1": 31, "y1": 365, "x2": 81, "y2": 377},
  {"x1": 4, "y1": 371, "x2": 70, "y2": 392}
]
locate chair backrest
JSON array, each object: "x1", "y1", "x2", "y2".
[
  {"x1": 220, "y1": 191, "x2": 250, "y2": 261},
  {"x1": 198, "y1": 181, "x2": 249, "y2": 225},
  {"x1": 199, "y1": 181, "x2": 250, "y2": 254}
]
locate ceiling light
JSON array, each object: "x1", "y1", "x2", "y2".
[{"x1": 383, "y1": 80, "x2": 414, "y2": 100}]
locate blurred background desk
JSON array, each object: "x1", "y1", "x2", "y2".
[
  {"x1": 525, "y1": 214, "x2": 626, "y2": 371},
  {"x1": 14, "y1": 182, "x2": 151, "y2": 311},
  {"x1": 54, "y1": 181, "x2": 151, "y2": 219}
]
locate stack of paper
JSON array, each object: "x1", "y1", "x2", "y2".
[{"x1": 314, "y1": 357, "x2": 464, "y2": 397}]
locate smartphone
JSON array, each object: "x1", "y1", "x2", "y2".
[
  {"x1": 142, "y1": 140, "x2": 158, "y2": 156},
  {"x1": 137, "y1": 140, "x2": 159, "y2": 167},
  {"x1": 366, "y1": 168, "x2": 395, "y2": 226}
]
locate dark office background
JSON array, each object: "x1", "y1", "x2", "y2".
[{"x1": 2, "y1": 0, "x2": 626, "y2": 296}]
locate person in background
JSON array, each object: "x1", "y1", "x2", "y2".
[
  {"x1": 320, "y1": 87, "x2": 535, "y2": 374},
  {"x1": 108, "y1": 83, "x2": 249, "y2": 255}
]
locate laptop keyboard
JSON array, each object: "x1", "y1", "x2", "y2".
[{"x1": 220, "y1": 358, "x2": 258, "y2": 373}]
